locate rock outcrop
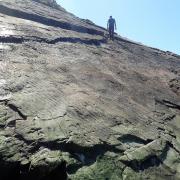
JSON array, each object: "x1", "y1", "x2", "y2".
[
  {"x1": 32, "y1": 0, "x2": 65, "y2": 10},
  {"x1": 0, "y1": 0, "x2": 180, "y2": 179}
]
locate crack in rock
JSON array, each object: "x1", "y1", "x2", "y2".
[
  {"x1": 0, "y1": 4, "x2": 104, "y2": 36},
  {"x1": 0, "y1": 35, "x2": 106, "y2": 46},
  {"x1": 155, "y1": 99, "x2": 180, "y2": 110},
  {"x1": 6, "y1": 103, "x2": 27, "y2": 120}
]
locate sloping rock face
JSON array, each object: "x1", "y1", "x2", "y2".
[
  {"x1": 0, "y1": 0, "x2": 180, "y2": 179},
  {"x1": 32, "y1": 0, "x2": 65, "y2": 10}
]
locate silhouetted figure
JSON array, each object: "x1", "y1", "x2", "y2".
[{"x1": 107, "y1": 16, "x2": 117, "y2": 41}]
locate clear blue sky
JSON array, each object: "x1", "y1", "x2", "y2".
[{"x1": 57, "y1": 0, "x2": 180, "y2": 55}]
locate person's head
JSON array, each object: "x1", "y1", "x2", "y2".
[{"x1": 110, "y1": 16, "x2": 112, "y2": 19}]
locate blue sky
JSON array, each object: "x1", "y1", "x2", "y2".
[{"x1": 57, "y1": 0, "x2": 180, "y2": 55}]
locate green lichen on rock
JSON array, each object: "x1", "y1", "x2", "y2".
[
  {"x1": 70, "y1": 154, "x2": 124, "y2": 180},
  {"x1": 29, "y1": 148, "x2": 65, "y2": 179},
  {"x1": 119, "y1": 139, "x2": 167, "y2": 163}
]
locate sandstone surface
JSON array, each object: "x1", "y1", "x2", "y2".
[{"x1": 0, "y1": 0, "x2": 180, "y2": 179}]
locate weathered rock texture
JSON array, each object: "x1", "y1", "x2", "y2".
[{"x1": 0, "y1": 0, "x2": 180, "y2": 179}]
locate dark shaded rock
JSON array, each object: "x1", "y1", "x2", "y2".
[{"x1": 169, "y1": 77, "x2": 180, "y2": 95}]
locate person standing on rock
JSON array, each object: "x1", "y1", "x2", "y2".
[{"x1": 107, "y1": 16, "x2": 117, "y2": 41}]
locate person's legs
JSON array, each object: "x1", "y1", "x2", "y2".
[
  {"x1": 109, "y1": 28, "x2": 112, "y2": 40},
  {"x1": 109, "y1": 26, "x2": 114, "y2": 40},
  {"x1": 111, "y1": 27, "x2": 114, "y2": 41}
]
